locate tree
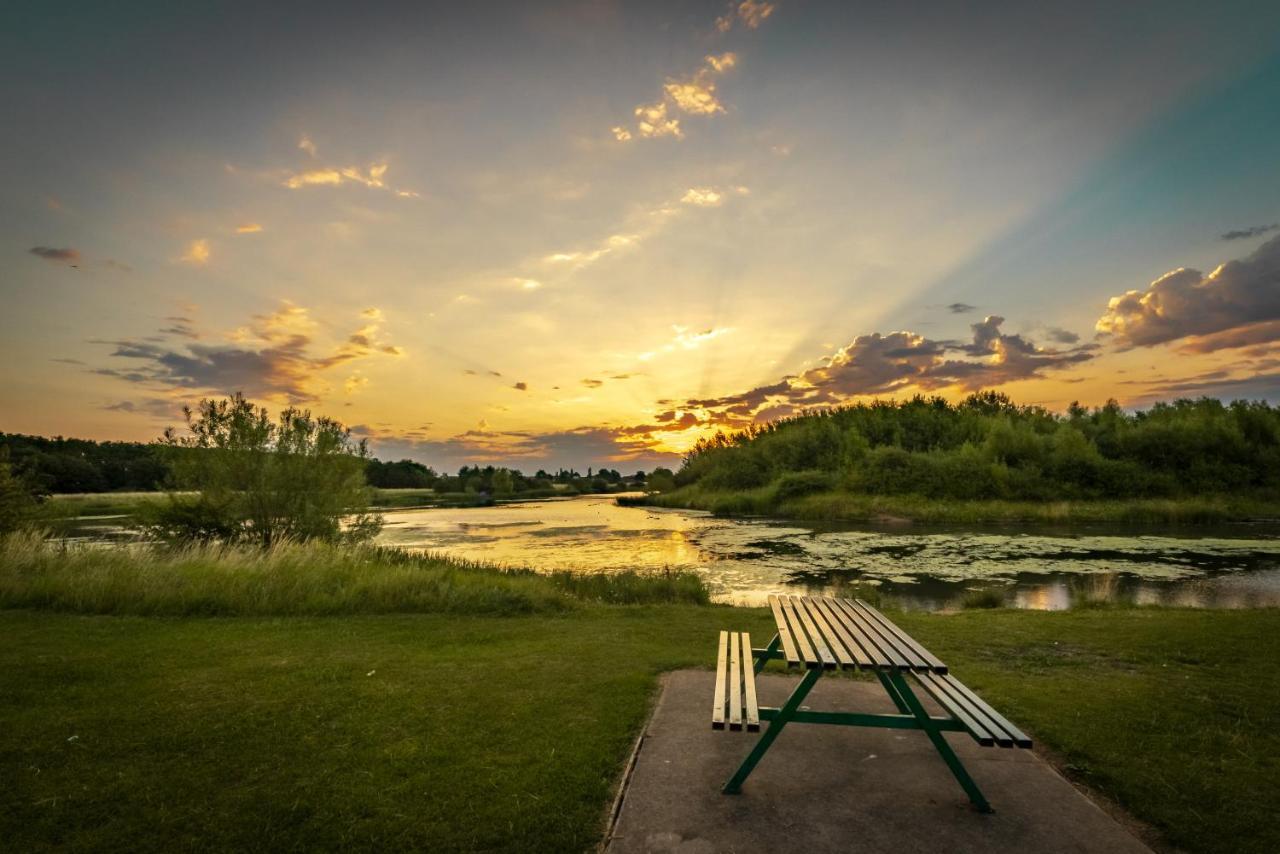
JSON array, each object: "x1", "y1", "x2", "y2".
[
  {"x1": 647, "y1": 467, "x2": 676, "y2": 493},
  {"x1": 148, "y1": 394, "x2": 381, "y2": 546},
  {"x1": 491, "y1": 468, "x2": 514, "y2": 495},
  {"x1": 0, "y1": 448, "x2": 40, "y2": 533}
]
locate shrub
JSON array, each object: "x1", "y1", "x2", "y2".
[{"x1": 774, "y1": 470, "x2": 836, "y2": 501}]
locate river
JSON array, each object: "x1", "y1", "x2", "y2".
[{"x1": 375, "y1": 495, "x2": 1280, "y2": 609}]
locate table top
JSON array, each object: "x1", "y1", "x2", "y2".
[{"x1": 767, "y1": 594, "x2": 948, "y2": 673}]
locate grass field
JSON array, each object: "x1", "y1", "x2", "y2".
[
  {"x1": 1, "y1": 537, "x2": 1277, "y2": 852},
  {"x1": 645, "y1": 485, "x2": 1280, "y2": 526}
]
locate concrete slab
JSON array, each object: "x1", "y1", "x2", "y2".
[{"x1": 606, "y1": 670, "x2": 1151, "y2": 854}]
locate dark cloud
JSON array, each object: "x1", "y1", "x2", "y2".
[
  {"x1": 1096, "y1": 234, "x2": 1280, "y2": 351},
  {"x1": 1045, "y1": 327, "x2": 1080, "y2": 344},
  {"x1": 1221, "y1": 223, "x2": 1278, "y2": 241},
  {"x1": 355, "y1": 424, "x2": 681, "y2": 473},
  {"x1": 102, "y1": 398, "x2": 178, "y2": 417},
  {"x1": 581, "y1": 378, "x2": 604, "y2": 388},
  {"x1": 29, "y1": 246, "x2": 79, "y2": 262},
  {"x1": 513, "y1": 381, "x2": 528, "y2": 391},
  {"x1": 660, "y1": 316, "x2": 1093, "y2": 429},
  {"x1": 92, "y1": 302, "x2": 402, "y2": 402},
  {"x1": 947, "y1": 302, "x2": 977, "y2": 314}
]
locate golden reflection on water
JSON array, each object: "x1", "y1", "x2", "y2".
[{"x1": 373, "y1": 496, "x2": 1280, "y2": 611}]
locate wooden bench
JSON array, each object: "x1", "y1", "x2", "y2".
[{"x1": 710, "y1": 594, "x2": 1032, "y2": 811}]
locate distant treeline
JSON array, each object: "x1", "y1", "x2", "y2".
[
  {"x1": 676, "y1": 392, "x2": 1280, "y2": 500},
  {"x1": 0, "y1": 432, "x2": 673, "y2": 496}
]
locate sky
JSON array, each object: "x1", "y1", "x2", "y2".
[{"x1": 4, "y1": 0, "x2": 1280, "y2": 472}]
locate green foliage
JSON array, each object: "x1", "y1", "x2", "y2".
[
  {"x1": 148, "y1": 394, "x2": 382, "y2": 546},
  {"x1": 0, "y1": 530, "x2": 710, "y2": 615},
  {"x1": 675, "y1": 393, "x2": 1280, "y2": 505},
  {"x1": 0, "y1": 449, "x2": 41, "y2": 533},
  {"x1": 0, "y1": 432, "x2": 167, "y2": 492},
  {"x1": 773, "y1": 469, "x2": 836, "y2": 501}
]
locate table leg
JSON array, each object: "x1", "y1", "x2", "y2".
[
  {"x1": 887, "y1": 670, "x2": 993, "y2": 813},
  {"x1": 875, "y1": 670, "x2": 912, "y2": 714},
  {"x1": 752, "y1": 633, "x2": 781, "y2": 675},
  {"x1": 723, "y1": 666, "x2": 822, "y2": 794}
]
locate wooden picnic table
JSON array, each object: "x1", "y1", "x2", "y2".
[{"x1": 711, "y1": 594, "x2": 1032, "y2": 812}]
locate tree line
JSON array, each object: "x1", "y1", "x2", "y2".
[
  {"x1": 0, "y1": 432, "x2": 675, "y2": 496},
  {"x1": 675, "y1": 392, "x2": 1280, "y2": 500}
]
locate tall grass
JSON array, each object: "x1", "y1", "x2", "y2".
[
  {"x1": 0, "y1": 530, "x2": 709, "y2": 616},
  {"x1": 645, "y1": 486, "x2": 1280, "y2": 525}
]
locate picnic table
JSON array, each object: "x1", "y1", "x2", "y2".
[{"x1": 712, "y1": 594, "x2": 1031, "y2": 812}]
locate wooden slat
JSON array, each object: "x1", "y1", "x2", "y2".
[
  {"x1": 741, "y1": 633, "x2": 760, "y2": 731},
  {"x1": 780, "y1": 596, "x2": 819, "y2": 668},
  {"x1": 846, "y1": 600, "x2": 929, "y2": 670},
  {"x1": 787, "y1": 596, "x2": 836, "y2": 668},
  {"x1": 915, "y1": 672, "x2": 997, "y2": 747},
  {"x1": 767, "y1": 595, "x2": 801, "y2": 667},
  {"x1": 821, "y1": 597, "x2": 891, "y2": 668},
  {"x1": 810, "y1": 597, "x2": 875, "y2": 669},
  {"x1": 728, "y1": 631, "x2": 744, "y2": 729},
  {"x1": 712, "y1": 631, "x2": 728, "y2": 729},
  {"x1": 799, "y1": 597, "x2": 855, "y2": 669},
  {"x1": 854, "y1": 599, "x2": 948, "y2": 674},
  {"x1": 832, "y1": 598, "x2": 912, "y2": 670},
  {"x1": 939, "y1": 674, "x2": 1032, "y2": 748}
]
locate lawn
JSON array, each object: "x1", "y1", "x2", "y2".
[{"x1": 2, "y1": 604, "x2": 1277, "y2": 853}]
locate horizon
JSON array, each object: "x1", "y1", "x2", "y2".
[{"x1": 5, "y1": 1, "x2": 1280, "y2": 473}]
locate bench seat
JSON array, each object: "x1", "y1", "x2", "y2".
[
  {"x1": 711, "y1": 631, "x2": 760, "y2": 731},
  {"x1": 912, "y1": 671, "x2": 1032, "y2": 748}
]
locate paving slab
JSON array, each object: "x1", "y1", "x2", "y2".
[{"x1": 606, "y1": 670, "x2": 1151, "y2": 854}]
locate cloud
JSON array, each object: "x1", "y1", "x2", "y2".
[
  {"x1": 356, "y1": 424, "x2": 682, "y2": 473},
  {"x1": 102, "y1": 398, "x2": 179, "y2": 417},
  {"x1": 1095, "y1": 234, "x2": 1280, "y2": 351},
  {"x1": 29, "y1": 246, "x2": 79, "y2": 263},
  {"x1": 281, "y1": 155, "x2": 419, "y2": 198},
  {"x1": 681, "y1": 187, "x2": 723, "y2": 207},
  {"x1": 235, "y1": 223, "x2": 263, "y2": 234},
  {"x1": 716, "y1": 0, "x2": 775, "y2": 32},
  {"x1": 616, "y1": 53, "x2": 739, "y2": 141},
  {"x1": 537, "y1": 187, "x2": 743, "y2": 275},
  {"x1": 513, "y1": 382, "x2": 528, "y2": 391},
  {"x1": 581, "y1": 378, "x2": 604, "y2": 388},
  {"x1": 298, "y1": 134, "x2": 318, "y2": 158},
  {"x1": 93, "y1": 302, "x2": 402, "y2": 402},
  {"x1": 1044, "y1": 327, "x2": 1080, "y2": 344},
  {"x1": 1221, "y1": 223, "x2": 1278, "y2": 241},
  {"x1": 179, "y1": 239, "x2": 210, "y2": 265},
  {"x1": 638, "y1": 325, "x2": 735, "y2": 361},
  {"x1": 656, "y1": 316, "x2": 1093, "y2": 430},
  {"x1": 947, "y1": 302, "x2": 976, "y2": 314},
  {"x1": 633, "y1": 101, "x2": 682, "y2": 139}
]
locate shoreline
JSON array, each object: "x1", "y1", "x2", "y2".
[{"x1": 637, "y1": 488, "x2": 1280, "y2": 527}]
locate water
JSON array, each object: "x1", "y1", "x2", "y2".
[{"x1": 375, "y1": 495, "x2": 1280, "y2": 609}]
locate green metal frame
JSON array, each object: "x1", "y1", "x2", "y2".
[{"x1": 721, "y1": 632, "x2": 993, "y2": 813}]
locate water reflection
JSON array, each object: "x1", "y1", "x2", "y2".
[{"x1": 375, "y1": 495, "x2": 1280, "y2": 610}]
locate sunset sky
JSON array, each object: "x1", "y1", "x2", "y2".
[{"x1": 4, "y1": 1, "x2": 1280, "y2": 471}]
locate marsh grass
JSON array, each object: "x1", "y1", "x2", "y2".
[
  {"x1": 960, "y1": 587, "x2": 1006, "y2": 609},
  {"x1": 648, "y1": 486, "x2": 1280, "y2": 525},
  {"x1": 0, "y1": 531, "x2": 708, "y2": 616}
]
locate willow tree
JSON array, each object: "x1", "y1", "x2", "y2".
[{"x1": 149, "y1": 394, "x2": 382, "y2": 546}]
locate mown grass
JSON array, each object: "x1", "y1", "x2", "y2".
[
  {"x1": 0, "y1": 531, "x2": 708, "y2": 616},
  {"x1": 1, "y1": 606, "x2": 1276, "y2": 852},
  {"x1": 646, "y1": 485, "x2": 1280, "y2": 525}
]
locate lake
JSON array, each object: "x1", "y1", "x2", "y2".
[{"x1": 376, "y1": 495, "x2": 1280, "y2": 610}]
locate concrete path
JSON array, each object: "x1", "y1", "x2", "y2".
[{"x1": 606, "y1": 670, "x2": 1151, "y2": 854}]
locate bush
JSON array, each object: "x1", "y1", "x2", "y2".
[
  {"x1": 774, "y1": 470, "x2": 835, "y2": 501},
  {"x1": 148, "y1": 394, "x2": 381, "y2": 547}
]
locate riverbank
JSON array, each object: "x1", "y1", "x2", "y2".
[
  {"x1": 640, "y1": 486, "x2": 1280, "y2": 525},
  {"x1": 1, "y1": 603, "x2": 1275, "y2": 853}
]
